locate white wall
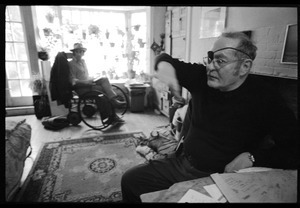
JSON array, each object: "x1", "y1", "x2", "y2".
[{"x1": 189, "y1": 7, "x2": 297, "y2": 79}]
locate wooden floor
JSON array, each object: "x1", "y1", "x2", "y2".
[{"x1": 6, "y1": 109, "x2": 169, "y2": 188}]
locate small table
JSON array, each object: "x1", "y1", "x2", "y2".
[{"x1": 140, "y1": 176, "x2": 214, "y2": 202}]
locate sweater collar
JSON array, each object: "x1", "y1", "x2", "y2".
[{"x1": 210, "y1": 76, "x2": 251, "y2": 98}]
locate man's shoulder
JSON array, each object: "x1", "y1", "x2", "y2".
[
  {"x1": 247, "y1": 75, "x2": 272, "y2": 89},
  {"x1": 246, "y1": 75, "x2": 281, "y2": 99}
]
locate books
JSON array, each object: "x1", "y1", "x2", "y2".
[{"x1": 93, "y1": 76, "x2": 102, "y2": 82}]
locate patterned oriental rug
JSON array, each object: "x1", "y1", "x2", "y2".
[{"x1": 18, "y1": 132, "x2": 147, "y2": 202}]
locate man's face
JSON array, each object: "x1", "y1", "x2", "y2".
[
  {"x1": 205, "y1": 37, "x2": 245, "y2": 92},
  {"x1": 74, "y1": 49, "x2": 85, "y2": 60}
]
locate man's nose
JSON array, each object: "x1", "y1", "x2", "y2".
[{"x1": 206, "y1": 61, "x2": 216, "y2": 72}]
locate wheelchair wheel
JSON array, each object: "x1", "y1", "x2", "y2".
[
  {"x1": 82, "y1": 104, "x2": 97, "y2": 118},
  {"x1": 67, "y1": 111, "x2": 81, "y2": 126},
  {"x1": 111, "y1": 84, "x2": 129, "y2": 117},
  {"x1": 77, "y1": 90, "x2": 114, "y2": 130}
]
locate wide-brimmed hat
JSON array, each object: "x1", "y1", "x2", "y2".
[{"x1": 70, "y1": 43, "x2": 87, "y2": 52}]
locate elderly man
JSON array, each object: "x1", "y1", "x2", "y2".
[
  {"x1": 121, "y1": 32, "x2": 298, "y2": 202},
  {"x1": 69, "y1": 43, "x2": 125, "y2": 123}
]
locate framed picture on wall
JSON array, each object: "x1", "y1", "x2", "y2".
[
  {"x1": 199, "y1": 7, "x2": 227, "y2": 39},
  {"x1": 281, "y1": 24, "x2": 297, "y2": 64}
]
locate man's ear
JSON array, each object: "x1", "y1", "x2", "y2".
[{"x1": 239, "y1": 59, "x2": 252, "y2": 76}]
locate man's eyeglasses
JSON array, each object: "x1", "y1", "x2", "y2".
[{"x1": 203, "y1": 47, "x2": 252, "y2": 69}]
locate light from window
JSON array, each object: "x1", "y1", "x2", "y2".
[
  {"x1": 35, "y1": 6, "x2": 148, "y2": 82},
  {"x1": 5, "y1": 5, "x2": 32, "y2": 97}
]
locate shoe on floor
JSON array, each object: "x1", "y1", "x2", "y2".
[{"x1": 111, "y1": 115, "x2": 125, "y2": 124}]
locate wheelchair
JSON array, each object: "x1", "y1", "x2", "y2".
[
  {"x1": 66, "y1": 84, "x2": 129, "y2": 130},
  {"x1": 50, "y1": 52, "x2": 128, "y2": 130}
]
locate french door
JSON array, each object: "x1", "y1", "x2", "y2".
[{"x1": 5, "y1": 5, "x2": 35, "y2": 107}]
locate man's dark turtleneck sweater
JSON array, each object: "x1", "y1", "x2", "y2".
[{"x1": 155, "y1": 53, "x2": 298, "y2": 173}]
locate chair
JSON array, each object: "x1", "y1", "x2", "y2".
[{"x1": 49, "y1": 52, "x2": 129, "y2": 130}]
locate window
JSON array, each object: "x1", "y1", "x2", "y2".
[
  {"x1": 34, "y1": 6, "x2": 148, "y2": 81},
  {"x1": 130, "y1": 12, "x2": 147, "y2": 76},
  {"x1": 6, "y1": 5, "x2": 32, "y2": 98}
]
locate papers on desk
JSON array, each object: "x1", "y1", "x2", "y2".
[
  {"x1": 235, "y1": 167, "x2": 274, "y2": 173},
  {"x1": 211, "y1": 169, "x2": 297, "y2": 203},
  {"x1": 178, "y1": 189, "x2": 221, "y2": 203},
  {"x1": 178, "y1": 185, "x2": 227, "y2": 203},
  {"x1": 203, "y1": 184, "x2": 227, "y2": 203}
]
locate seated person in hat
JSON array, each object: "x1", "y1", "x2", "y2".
[{"x1": 69, "y1": 43, "x2": 125, "y2": 123}]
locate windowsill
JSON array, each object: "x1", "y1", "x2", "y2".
[{"x1": 6, "y1": 106, "x2": 35, "y2": 116}]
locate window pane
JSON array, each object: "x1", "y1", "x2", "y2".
[
  {"x1": 15, "y1": 43, "x2": 28, "y2": 61},
  {"x1": 6, "y1": 7, "x2": 10, "y2": 21},
  {"x1": 7, "y1": 6, "x2": 21, "y2": 22},
  {"x1": 6, "y1": 43, "x2": 16, "y2": 60},
  {"x1": 12, "y1": 22, "x2": 24, "y2": 41},
  {"x1": 62, "y1": 10, "x2": 71, "y2": 24},
  {"x1": 91, "y1": 11, "x2": 100, "y2": 24},
  {"x1": 8, "y1": 80, "x2": 21, "y2": 97},
  {"x1": 18, "y1": 62, "x2": 31, "y2": 79},
  {"x1": 71, "y1": 10, "x2": 81, "y2": 24},
  {"x1": 131, "y1": 12, "x2": 146, "y2": 26},
  {"x1": 6, "y1": 62, "x2": 19, "y2": 79},
  {"x1": 20, "y1": 80, "x2": 33, "y2": 96},
  {"x1": 6, "y1": 22, "x2": 13, "y2": 41},
  {"x1": 130, "y1": 12, "x2": 147, "y2": 74},
  {"x1": 81, "y1": 11, "x2": 90, "y2": 24}
]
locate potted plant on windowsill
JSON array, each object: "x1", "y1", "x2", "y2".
[
  {"x1": 30, "y1": 75, "x2": 47, "y2": 95},
  {"x1": 125, "y1": 51, "x2": 139, "y2": 79},
  {"x1": 29, "y1": 75, "x2": 51, "y2": 119},
  {"x1": 38, "y1": 47, "x2": 50, "y2": 61}
]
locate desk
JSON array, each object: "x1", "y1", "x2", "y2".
[
  {"x1": 141, "y1": 169, "x2": 297, "y2": 203},
  {"x1": 140, "y1": 176, "x2": 214, "y2": 202}
]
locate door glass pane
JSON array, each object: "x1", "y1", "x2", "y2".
[
  {"x1": 6, "y1": 7, "x2": 10, "y2": 21},
  {"x1": 7, "y1": 6, "x2": 21, "y2": 22},
  {"x1": 6, "y1": 5, "x2": 33, "y2": 106},
  {"x1": 15, "y1": 43, "x2": 28, "y2": 61},
  {"x1": 18, "y1": 62, "x2": 31, "y2": 79},
  {"x1": 6, "y1": 22, "x2": 13, "y2": 41},
  {"x1": 12, "y1": 22, "x2": 24, "y2": 41},
  {"x1": 8, "y1": 80, "x2": 21, "y2": 97},
  {"x1": 6, "y1": 62, "x2": 19, "y2": 79},
  {"x1": 6, "y1": 43, "x2": 16, "y2": 60},
  {"x1": 20, "y1": 80, "x2": 32, "y2": 96}
]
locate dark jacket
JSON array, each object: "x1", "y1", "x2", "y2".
[{"x1": 49, "y1": 52, "x2": 73, "y2": 107}]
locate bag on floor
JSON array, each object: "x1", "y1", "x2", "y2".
[{"x1": 41, "y1": 116, "x2": 70, "y2": 130}]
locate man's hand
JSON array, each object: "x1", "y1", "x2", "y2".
[
  {"x1": 224, "y1": 152, "x2": 253, "y2": 173},
  {"x1": 154, "y1": 61, "x2": 181, "y2": 98}
]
